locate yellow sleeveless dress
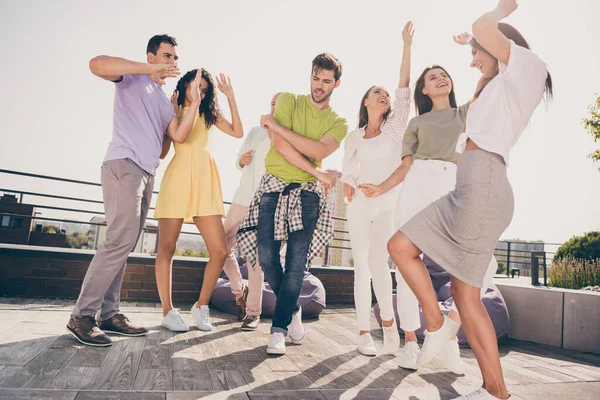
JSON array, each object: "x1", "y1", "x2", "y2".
[{"x1": 154, "y1": 109, "x2": 225, "y2": 221}]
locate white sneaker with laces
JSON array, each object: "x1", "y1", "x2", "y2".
[
  {"x1": 357, "y1": 333, "x2": 377, "y2": 356},
  {"x1": 438, "y1": 338, "x2": 465, "y2": 374},
  {"x1": 266, "y1": 332, "x2": 286, "y2": 355},
  {"x1": 191, "y1": 303, "x2": 213, "y2": 331},
  {"x1": 288, "y1": 306, "x2": 305, "y2": 344},
  {"x1": 417, "y1": 315, "x2": 460, "y2": 366},
  {"x1": 398, "y1": 341, "x2": 420, "y2": 370},
  {"x1": 457, "y1": 387, "x2": 503, "y2": 399},
  {"x1": 382, "y1": 321, "x2": 400, "y2": 354},
  {"x1": 161, "y1": 309, "x2": 189, "y2": 332}
]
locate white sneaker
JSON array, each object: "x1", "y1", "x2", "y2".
[
  {"x1": 457, "y1": 388, "x2": 502, "y2": 399},
  {"x1": 398, "y1": 341, "x2": 420, "y2": 370},
  {"x1": 161, "y1": 309, "x2": 189, "y2": 332},
  {"x1": 382, "y1": 321, "x2": 400, "y2": 354},
  {"x1": 357, "y1": 333, "x2": 377, "y2": 356},
  {"x1": 438, "y1": 338, "x2": 465, "y2": 374},
  {"x1": 288, "y1": 307, "x2": 305, "y2": 344},
  {"x1": 191, "y1": 303, "x2": 213, "y2": 331},
  {"x1": 266, "y1": 332, "x2": 286, "y2": 355},
  {"x1": 417, "y1": 315, "x2": 460, "y2": 366}
]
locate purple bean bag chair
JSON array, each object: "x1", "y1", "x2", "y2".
[
  {"x1": 374, "y1": 255, "x2": 510, "y2": 347},
  {"x1": 210, "y1": 261, "x2": 326, "y2": 319}
]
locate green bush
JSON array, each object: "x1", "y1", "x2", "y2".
[
  {"x1": 554, "y1": 231, "x2": 600, "y2": 262},
  {"x1": 548, "y1": 257, "x2": 600, "y2": 289},
  {"x1": 496, "y1": 261, "x2": 506, "y2": 275},
  {"x1": 175, "y1": 248, "x2": 210, "y2": 258}
]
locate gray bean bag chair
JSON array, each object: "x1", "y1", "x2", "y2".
[
  {"x1": 210, "y1": 261, "x2": 326, "y2": 319},
  {"x1": 374, "y1": 255, "x2": 510, "y2": 347}
]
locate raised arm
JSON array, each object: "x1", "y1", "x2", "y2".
[
  {"x1": 399, "y1": 21, "x2": 414, "y2": 89},
  {"x1": 214, "y1": 74, "x2": 243, "y2": 138},
  {"x1": 471, "y1": 0, "x2": 518, "y2": 65},
  {"x1": 89, "y1": 56, "x2": 179, "y2": 84},
  {"x1": 166, "y1": 71, "x2": 202, "y2": 144}
]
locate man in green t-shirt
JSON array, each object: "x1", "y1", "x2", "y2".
[{"x1": 237, "y1": 53, "x2": 347, "y2": 355}]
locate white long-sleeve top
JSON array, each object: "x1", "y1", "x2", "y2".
[
  {"x1": 231, "y1": 126, "x2": 271, "y2": 207},
  {"x1": 341, "y1": 87, "x2": 412, "y2": 189}
]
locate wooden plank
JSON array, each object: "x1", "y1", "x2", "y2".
[
  {"x1": 73, "y1": 391, "x2": 166, "y2": 400},
  {"x1": 139, "y1": 332, "x2": 174, "y2": 370},
  {"x1": 248, "y1": 389, "x2": 326, "y2": 399},
  {"x1": 46, "y1": 367, "x2": 99, "y2": 390},
  {"x1": 132, "y1": 369, "x2": 172, "y2": 391},
  {"x1": 167, "y1": 391, "x2": 250, "y2": 400},
  {"x1": 92, "y1": 350, "x2": 142, "y2": 390},
  {"x1": 172, "y1": 354, "x2": 212, "y2": 391},
  {"x1": 0, "y1": 336, "x2": 58, "y2": 366},
  {"x1": 64, "y1": 345, "x2": 112, "y2": 368},
  {"x1": 1, "y1": 347, "x2": 76, "y2": 389},
  {"x1": 208, "y1": 369, "x2": 251, "y2": 392},
  {"x1": 0, "y1": 388, "x2": 77, "y2": 400}
]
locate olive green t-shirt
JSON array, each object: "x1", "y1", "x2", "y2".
[
  {"x1": 401, "y1": 103, "x2": 470, "y2": 165},
  {"x1": 265, "y1": 93, "x2": 348, "y2": 183}
]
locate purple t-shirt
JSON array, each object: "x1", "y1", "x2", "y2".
[{"x1": 104, "y1": 74, "x2": 174, "y2": 175}]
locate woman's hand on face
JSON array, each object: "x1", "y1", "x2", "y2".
[{"x1": 189, "y1": 69, "x2": 204, "y2": 104}]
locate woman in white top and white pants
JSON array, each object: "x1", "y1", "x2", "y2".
[
  {"x1": 341, "y1": 22, "x2": 413, "y2": 356},
  {"x1": 222, "y1": 93, "x2": 281, "y2": 328},
  {"x1": 388, "y1": 1, "x2": 553, "y2": 399}
]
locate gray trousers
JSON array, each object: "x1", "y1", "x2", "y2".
[{"x1": 72, "y1": 159, "x2": 154, "y2": 320}]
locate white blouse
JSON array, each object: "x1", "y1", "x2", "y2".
[
  {"x1": 462, "y1": 40, "x2": 548, "y2": 166},
  {"x1": 341, "y1": 87, "x2": 412, "y2": 189}
]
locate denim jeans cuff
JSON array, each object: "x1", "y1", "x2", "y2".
[{"x1": 271, "y1": 326, "x2": 288, "y2": 336}]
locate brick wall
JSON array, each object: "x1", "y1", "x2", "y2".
[
  {"x1": 0, "y1": 245, "x2": 207, "y2": 303},
  {"x1": 0, "y1": 245, "x2": 395, "y2": 304}
]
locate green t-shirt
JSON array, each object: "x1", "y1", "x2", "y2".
[{"x1": 265, "y1": 93, "x2": 348, "y2": 183}]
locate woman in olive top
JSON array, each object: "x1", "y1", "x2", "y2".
[{"x1": 359, "y1": 56, "x2": 496, "y2": 372}]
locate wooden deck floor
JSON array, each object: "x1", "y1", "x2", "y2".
[{"x1": 0, "y1": 298, "x2": 598, "y2": 399}]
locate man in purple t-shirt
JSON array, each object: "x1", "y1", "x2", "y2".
[{"x1": 67, "y1": 35, "x2": 180, "y2": 346}]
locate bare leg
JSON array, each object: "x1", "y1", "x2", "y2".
[
  {"x1": 155, "y1": 218, "x2": 184, "y2": 317},
  {"x1": 387, "y1": 231, "x2": 444, "y2": 332},
  {"x1": 193, "y1": 215, "x2": 229, "y2": 306},
  {"x1": 452, "y1": 277, "x2": 509, "y2": 399}
]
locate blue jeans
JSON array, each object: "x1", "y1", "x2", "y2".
[{"x1": 257, "y1": 187, "x2": 319, "y2": 335}]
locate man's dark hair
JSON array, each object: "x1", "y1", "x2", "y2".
[
  {"x1": 146, "y1": 34, "x2": 178, "y2": 55},
  {"x1": 312, "y1": 53, "x2": 342, "y2": 81}
]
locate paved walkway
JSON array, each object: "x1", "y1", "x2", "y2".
[{"x1": 0, "y1": 298, "x2": 598, "y2": 399}]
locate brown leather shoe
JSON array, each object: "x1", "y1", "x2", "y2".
[
  {"x1": 241, "y1": 314, "x2": 260, "y2": 331},
  {"x1": 67, "y1": 316, "x2": 113, "y2": 347},
  {"x1": 236, "y1": 285, "x2": 249, "y2": 321},
  {"x1": 98, "y1": 313, "x2": 148, "y2": 337}
]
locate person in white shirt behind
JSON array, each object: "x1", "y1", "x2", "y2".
[{"x1": 222, "y1": 93, "x2": 281, "y2": 330}]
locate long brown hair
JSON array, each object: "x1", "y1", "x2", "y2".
[
  {"x1": 414, "y1": 65, "x2": 458, "y2": 115},
  {"x1": 357, "y1": 86, "x2": 392, "y2": 129},
  {"x1": 470, "y1": 22, "x2": 553, "y2": 101}
]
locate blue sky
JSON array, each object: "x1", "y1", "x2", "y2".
[{"x1": 1, "y1": 0, "x2": 599, "y2": 243}]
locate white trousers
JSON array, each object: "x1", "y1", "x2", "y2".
[
  {"x1": 395, "y1": 160, "x2": 497, "y2": 332},
  {"x1": 347, "y1": 191, "x2": 398, "y2": 331}
]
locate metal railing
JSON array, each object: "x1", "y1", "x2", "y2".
[{"x1": 0, "y1": 168, "x2": 560, "y2": 285}]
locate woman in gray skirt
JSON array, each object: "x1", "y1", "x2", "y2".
[{"x1": 387, "y1": 0, "x2": 553, "y2": 399}]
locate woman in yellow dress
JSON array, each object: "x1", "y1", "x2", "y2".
[{"x1": 154, "y1": 68, "x2": 243, "y2": 332}]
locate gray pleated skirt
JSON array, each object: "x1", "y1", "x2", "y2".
[{"x1": 400, "y1": 150, "x2": 514, "y2": 288}]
